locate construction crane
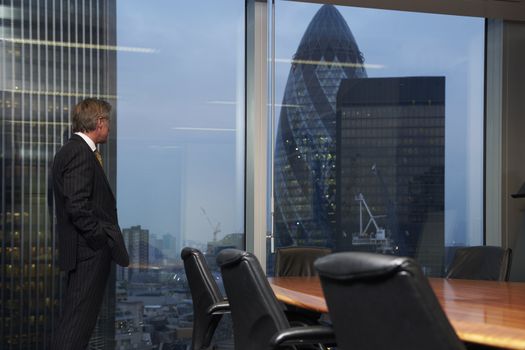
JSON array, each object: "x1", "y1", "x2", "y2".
[
  {"x1": 200, "y1": 207, "x2": 221, "y2": 242},
  {"x1": 354, "y1": 192, "x2": 386, "y2": 239},
  {"x1": 352, "y1": 192, "x2": 394, "y2": 254},
  {"x1": 352, "y1": 193, "x2": 394, "y2": 254},
  {"x1": 371, "y1": 163, "x2": 400, "y2": 252}
]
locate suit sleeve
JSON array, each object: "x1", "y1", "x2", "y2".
[{"x1": 62, "y1": 148, "x2": 107, "y2": 250}]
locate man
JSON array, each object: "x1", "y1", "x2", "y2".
[{"x1": 51, "y1": 98, "x2": 129, "y2": 349}]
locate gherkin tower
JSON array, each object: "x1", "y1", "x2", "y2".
[{"x1": 274, "y1": 5, "x2": 367, "y2": 247}]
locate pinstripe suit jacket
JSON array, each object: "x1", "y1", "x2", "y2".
[{"x1": 53, "y1": 134, "x2": 129, "y2": 271}]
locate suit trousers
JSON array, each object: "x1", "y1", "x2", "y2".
[{"x1": 51, "y1": 245, "x2": 112, "y2": 350}]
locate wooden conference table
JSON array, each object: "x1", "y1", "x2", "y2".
[{"x1": 269, "y1": 276, "x2": 525, "y2": 350}]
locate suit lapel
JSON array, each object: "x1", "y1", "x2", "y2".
[
  {"x1": 94, "y1": 159, "x2": 116, "y2": 201},
  {"x1": 70, "y1": 135, "x2": 116, "y2": 201}
]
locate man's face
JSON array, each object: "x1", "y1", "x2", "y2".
[{"x1": 96, "y1": 116, "x2": 110, "y2": 143}]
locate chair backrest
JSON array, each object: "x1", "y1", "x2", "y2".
[
  {"x1": 275, "y1": 246, "x2": 331, "y2": 277},
  {"x1": 315, "y1": 252, "x2": 465, "y2": 350},
  {"x1": 181, "y1": 247, "x2": 225, "y2": 350},
  {"x1": 217, "y1": 248, "x2": 290, "y2": 350},
  {"x1": 446, "y1": 246, "x2": 512, "y2": 281}
]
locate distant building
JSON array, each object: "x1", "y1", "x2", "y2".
[
  {"x1": 206, "y1": 233, "x2": 243, "y2": 255},
  {"x1": 120, "y1": 225, "x2": 150, "y2": 281},
  {"x1": 161, "y1": 233, "x2": 179, "y2": 262},
  {"x1": 115, "y1": 301, "x2": 153, "y2": 350},
  {"x1": 336, "y1": 77, "x2": 445, "y2": 275},
  {"x1": 274, "y1": 4, "x2": 367, "y2": 249},
  {"x1": 206, "y1": 233, "x2": 244, "y2": 269},
  {"x1": 148, "y1": 234, "x2": 165, "y2": 265}
]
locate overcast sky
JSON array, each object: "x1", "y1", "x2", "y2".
[{"x1": 116, "y1": 0, "x2": 484, "y2": 247}]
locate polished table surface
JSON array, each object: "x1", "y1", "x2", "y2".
[{"x1": 269, "y1": 276, "x2": 525, "y2": 350}]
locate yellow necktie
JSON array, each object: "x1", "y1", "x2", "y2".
[{"x1": 94, "y1": 149, "x2": 103, "y2": 168}]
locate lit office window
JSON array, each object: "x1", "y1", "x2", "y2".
[{"x1": 270, "y1": 2, "x2": 484, "y2": 277}]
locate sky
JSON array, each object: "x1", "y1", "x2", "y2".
[
  {"x1": 116, "y1": 0, "x2": 484, "y2": 247},
  {"x1": 116, "y1": 0, "x2": 245, "y2": 247}
]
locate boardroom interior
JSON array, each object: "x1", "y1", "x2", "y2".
[{"x1": 1, "y1": 0, "x2": 525, "y2": 349}]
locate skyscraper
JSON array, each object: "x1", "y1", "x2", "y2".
[
  {"x1": 274, "y1": 5, "x2": 367, "y2": 248},
  {"x1": 0, "y1": 1, "x2": 116, "y2": 348},
  {"x1": 336, "y1": 77, "x2": 445, "y2": 274},
  {"x1": 120, "y1": 225, "x2": 150, "y2": 281}
]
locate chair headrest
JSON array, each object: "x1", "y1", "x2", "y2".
[
  {"x1": 217, "y1": 248, "x2": 251, "y2": 268},
  {"x1": 315, "y1": 252, "x2": 415, "y2": 281},
  {"x1": 181, "y1": 246, "x2": 201, "y2": 260}
]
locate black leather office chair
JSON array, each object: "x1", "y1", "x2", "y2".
[
  {"x1": 274, "y1": 246, "x2": 331, "y2": 325},
  {"x1": 446, "y1": 246, "x2": 512, "y2": 281},
  {"x1": 181, "y1": 247, "x2": 231, "y2": 350},
  {"x1": 315, "y1": 252, "x2": 466, "y2": 350},
  {"x1": 217, "y1": 248, "x2": 334, "y2": 350},
  {"x1": 275, "y1": 246, "x2": 331, "y2": 277}
]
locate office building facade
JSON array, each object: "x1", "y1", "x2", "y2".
[
  {"x1": 336, "y1": 77, "x2": 445, "y2": 274},
  {"x1": 0, "y1": 1, "x2": 117, "y2": 348}
]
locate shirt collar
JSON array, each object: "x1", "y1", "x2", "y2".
[{"x1": 75, "y1": 132, "x2": 97, "y2": 152}]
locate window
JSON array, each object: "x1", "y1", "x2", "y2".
[
  {"x1": 269, "y1": 1, "x2": 484, "y2": 276},
  {"x1": 0, "y1": 1, "x2": 244, "y2": 349},
  {"x1": 116, "y1": 1, "x2": 245, "y2": 349}
]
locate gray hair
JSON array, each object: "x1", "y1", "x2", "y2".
[{"x1": 71, "y1": 98, "x2": 112, "y2": 133}]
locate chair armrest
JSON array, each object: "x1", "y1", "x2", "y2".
[
  {"x1": 270, "y1": 326, "x2": 335, "y2": 348},
  {"x1": 207, "y1": 300, "x2": 230, "y2": 315}
]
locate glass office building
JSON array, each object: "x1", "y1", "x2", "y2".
[
  {"x1": 0, "y1": 1, "x2": 117, "y2": 348},
  {"x1": 336, "y1": 77, "x2": 445, "y2": 275},
  {"x1": 274, "y1": 5, "x2": 367, "y2": 248}
]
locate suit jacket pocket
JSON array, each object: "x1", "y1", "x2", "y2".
[
  {"x1": 101, "y1": 222, "x2": 130, "y2": 267},
  {"x1": 77, "y1": 244, "x2": 97, "y2": 262},
  {"x1": 85, "y1": 225, "x2": 108, "y2": 251}
]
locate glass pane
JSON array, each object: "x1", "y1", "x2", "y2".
[
  {"x1": 270, "y1": 2, "x2": 484, "y2": 277},
  {"x1": 116, "y1": 1, "x2": 245, "y2": 349}
]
